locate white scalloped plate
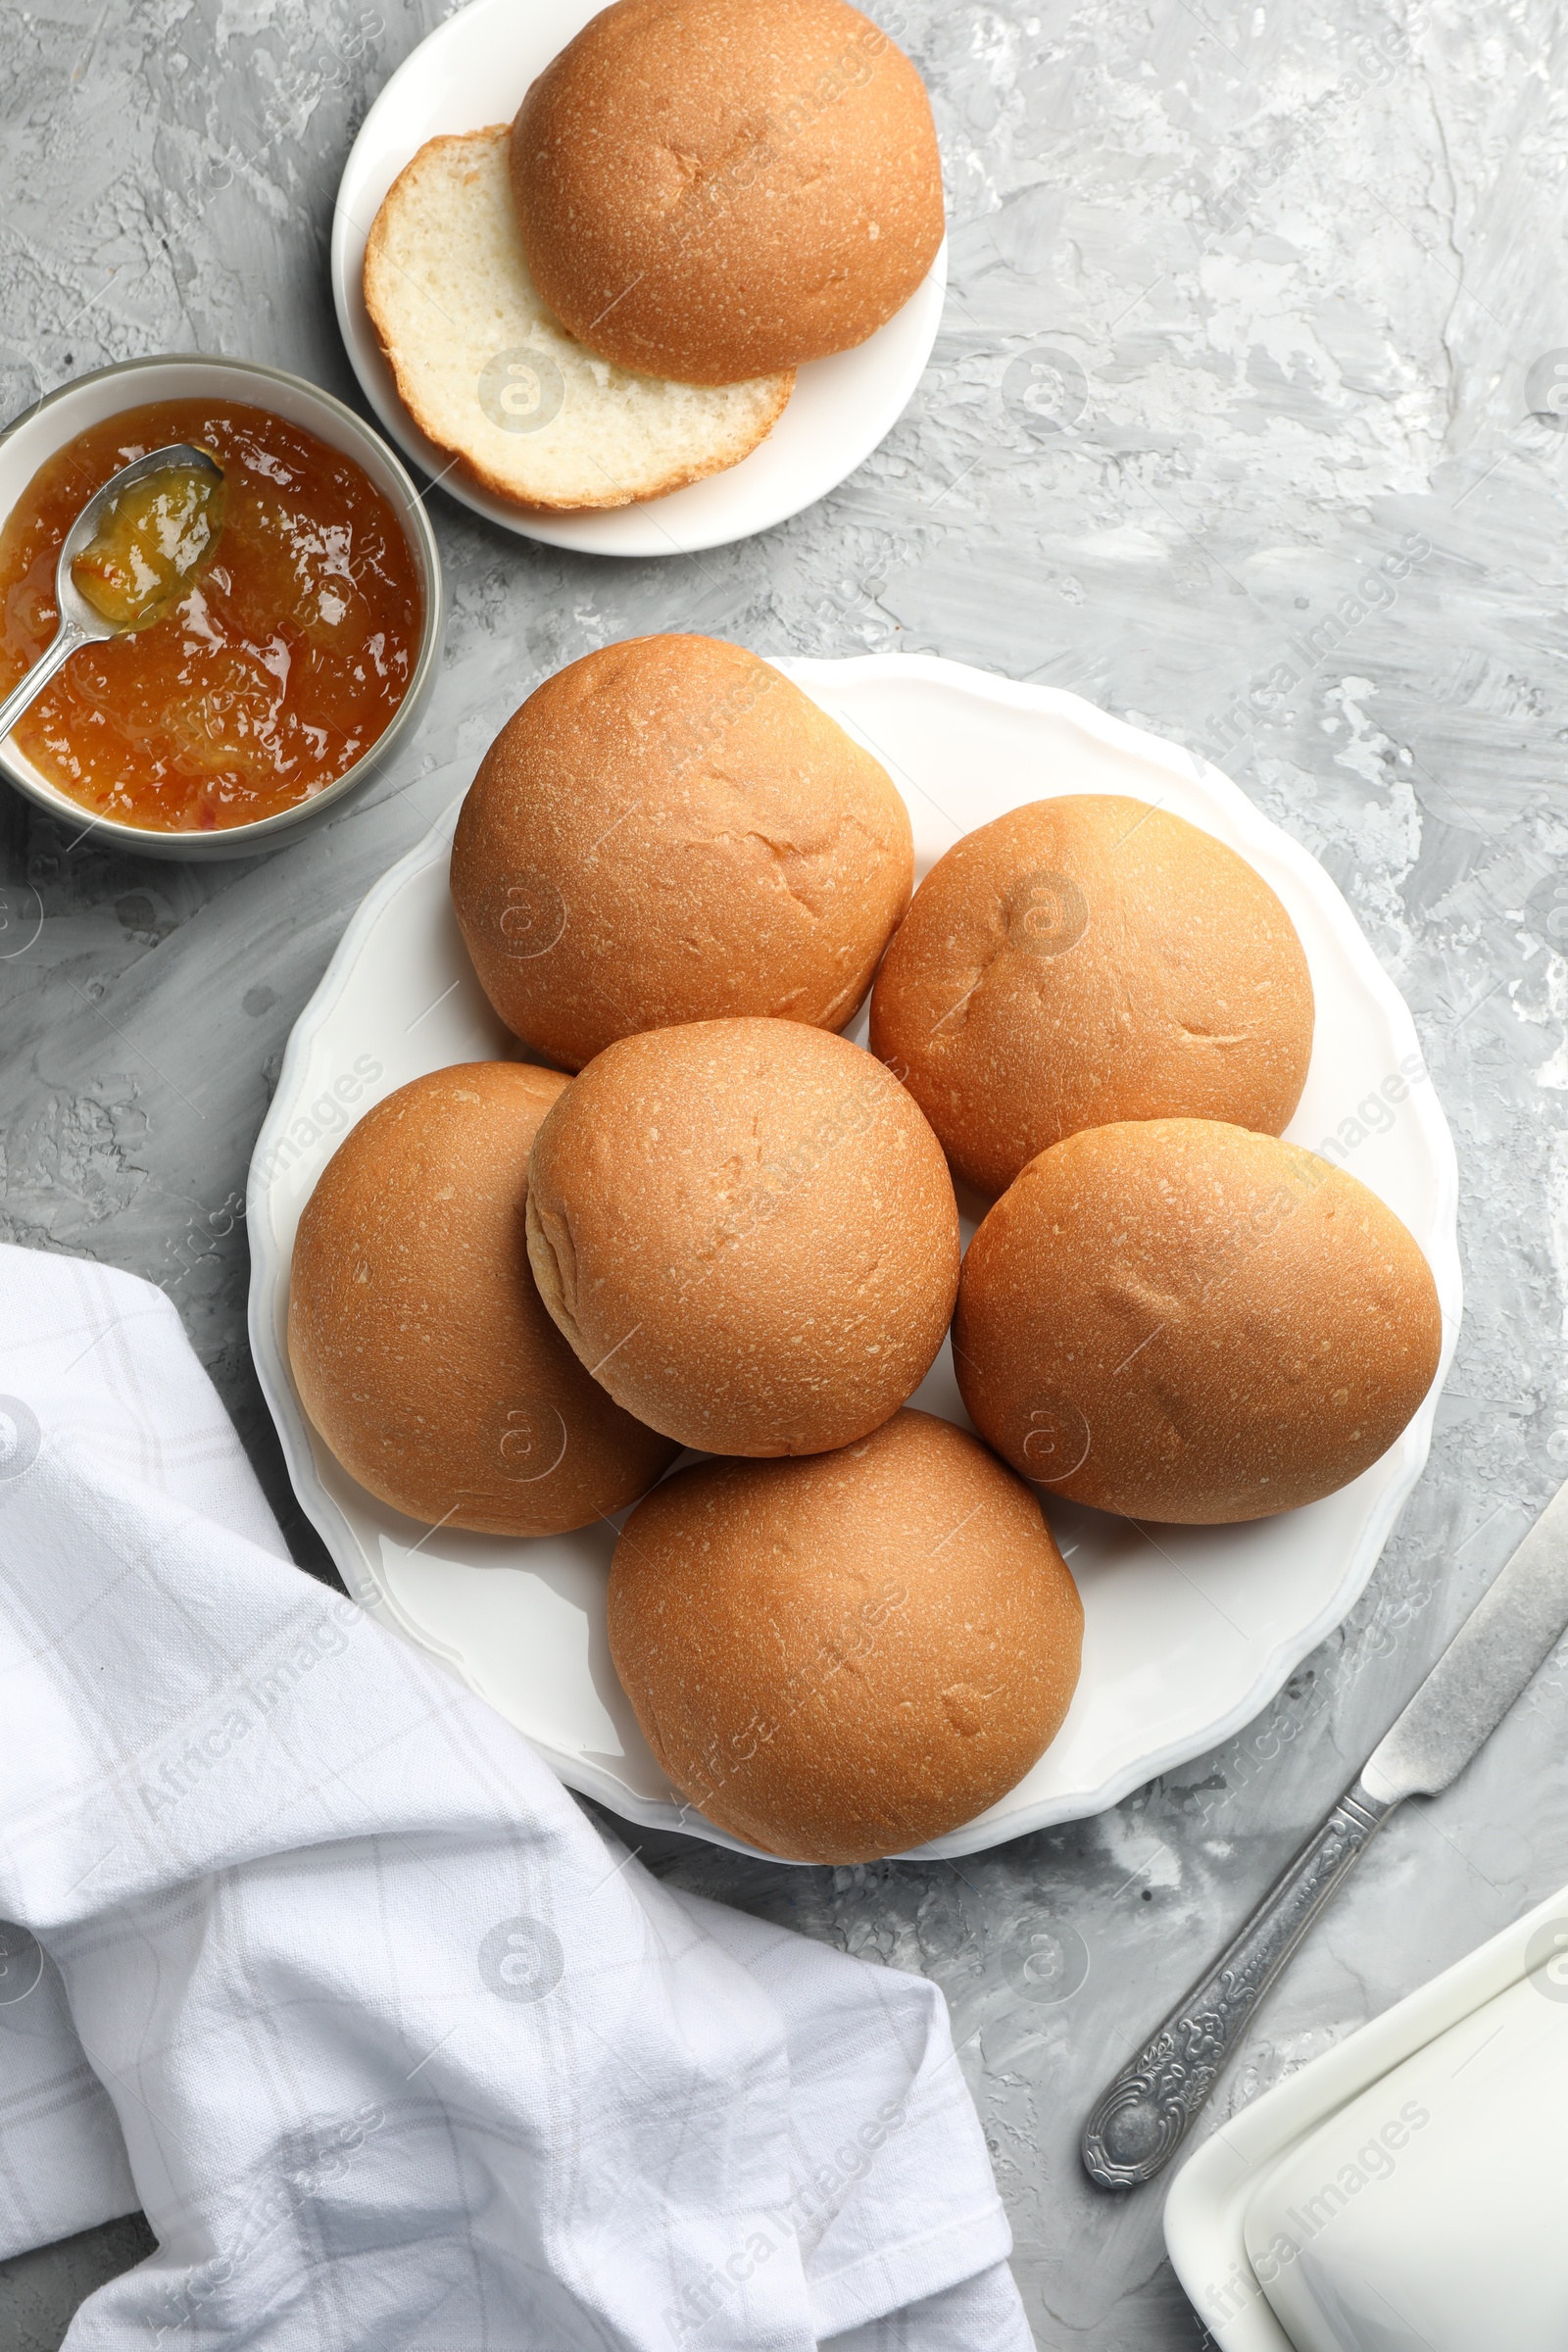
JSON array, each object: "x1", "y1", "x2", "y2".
[
  {"x1": 246, "y1": 655, "x2": 1461, "y2": 1860},
  {"x1": 329, "y1": 0, "x2": 946, "y2": 558}
]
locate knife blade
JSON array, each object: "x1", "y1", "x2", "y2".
[
  {"x1": 1080, "y1": 1476, "x2": 1568, "y2": 2189},
  {"x1": 1362, "y1": 1477, "x2": 1568, "y2": 1801}
]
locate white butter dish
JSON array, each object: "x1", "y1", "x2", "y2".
[
  {"x1": 1165, "y1": 1886, "x2": 1568, "y2": 2350},
  {"x1": 1242, "y1": 1956, "x2": 1568, "y2": 2351}
]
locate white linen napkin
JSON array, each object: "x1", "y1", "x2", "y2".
[{"x1": 0, "y1": 1244, "x2": 1032, "y2": 2352}]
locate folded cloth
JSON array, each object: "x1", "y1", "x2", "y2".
[{"x1": 0, "y1": 1245, "x2": 1032, "y2": 2352}]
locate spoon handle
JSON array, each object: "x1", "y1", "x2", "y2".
[
  {"x1": 0, "y1": 616, "x2": 94, "y2": 748},
  {"x1": 1080, "y1": 1775, "x2": 1400, "y2": 2188}
]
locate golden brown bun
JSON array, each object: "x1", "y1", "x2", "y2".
[
  {"x1": 450, "y1": 636, "x2": 912, "y2": 1071},
  {"x1": 509, "y1": 0, "x2": 945, "y2": 383},
  {"x1": 525, "y1": 1018, "x2": 959, "y2": 1455},
  {"x1": 608, "y1": 1409, "x2": 1084, "y2": 1860},
  {"x1": 869, "y1": 796, "x2": 1315, "y2": 1198},
  {"x1": 954, "y1": 1119, "x2": 1443, "y2": 1523},
  {"x1": 287, "y1": 1062, "x2": 678, "y2": 1534}
]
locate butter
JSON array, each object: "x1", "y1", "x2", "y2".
[{"x1": 1241, "y1": 1954, "x2": 1568, "y2": 2351}]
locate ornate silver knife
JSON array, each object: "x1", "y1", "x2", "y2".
[{"x1": 1081, "y1": 1477, "x2": 1568, "y2": 2189}]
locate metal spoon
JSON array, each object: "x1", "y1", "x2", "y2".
[{"x1": 0, "y1": 441, "x2": 223, "y2": 749}]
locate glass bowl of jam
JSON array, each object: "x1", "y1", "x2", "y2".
[{"x1": 0, "y1": 354, "x2": 444, "y2": 859}]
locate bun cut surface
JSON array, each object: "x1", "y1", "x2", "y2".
[
  {"x1": 363, "y1": 128, "x2": 793, "y2": 512},
  {"x1": 451, "y1": 635, "x2": 912, "y2": 1071},
  {"x1": 608, "y1": 1409, "x2": 1085, "y2": 1861},
  {"x1": 870, "y1": 794, "x2": 1314, "y2": 1198},
  {"x1": 954, "y1": 1118, "x2": 1444, "y2": 1524},
  {"x1": 509, "y1": 0, "x2": 945, "y2": 383},
  {"x1": 287, "y1": 1062, "x2": 678, "y2": 1534},
  {"x1": 524, "y1": 1018, "x2": 959, "y2": 1456}
]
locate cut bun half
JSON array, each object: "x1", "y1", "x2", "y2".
[{"x1": 363, "y1": 127, "x2": 795, "y2": 512}]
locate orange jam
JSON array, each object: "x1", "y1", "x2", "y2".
[
  {"x1": 71, "y1": 463, "x2": 225, "y2": 631},
  {"x1": 0, "y1": 399, "x2": 422, "y2": 833}
]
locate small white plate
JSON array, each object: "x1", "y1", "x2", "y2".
[
  {"x1": 246, "y1": 655, "x2": 1461, "y2": 1860},
  {"x1": 329, "y1": 0, "x2": 947, "y2": 558}
]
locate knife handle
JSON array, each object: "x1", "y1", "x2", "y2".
[{"x1": 1081, "y1": 1774, "x2": 1399, "y2": 2189}]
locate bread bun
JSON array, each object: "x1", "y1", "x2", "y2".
[
  {"x1": 287, "y1": 1062, "x2": 678, "y2": 1533},
  {"x1": 510, "y1": 0, "x2": 945, "y2": 383},
  {"x1": 608, "y1": 1409, "x2": 1084, "y2": 1860},
  {"x1": 954, "y1": 1118, "x2": 1443, "y2": 1523},
  {"x1": 870, "y1": 796, "x2": 1314, "y2": 1198},
  {"x1": 450, "y1": 636, "x2": 912, "y2": 1070},
  {"x1": 363, "y1": 128, "x2": 793, "y2": 512},
  {"x1": 525, "y1": 1018, "x2": 958, "y2": 1455}
]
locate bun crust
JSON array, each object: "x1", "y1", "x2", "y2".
[
  {"x1": 870, "y1": 796, "x2": 1315, "y2": 1198},
  {"x1": 608, "y1": 1409, "x2": 1084, "y2": 1861},
  {"x1": 287, "y1": 1062, "x2": 678, "y2": 1533},
  {"x1": 954, "y1": 1118, "x2": 1443, "y2": 1523},
  {"x1": 450, "y1": 636, "x2": 912, "y2": 1071},
  {"x1": 524, "y1": 1018, "x2": 959, "y2": 1456},
  {"x1": 363, "y1": 127, "x2": 793, "y2": 513},
  {"x1": 510, "y1": 0, "x2": 945, "y2": 383}
]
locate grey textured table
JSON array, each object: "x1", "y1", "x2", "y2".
[{"x1": 4, "y1": 0, "x2": 1568, "y2": 2344}]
